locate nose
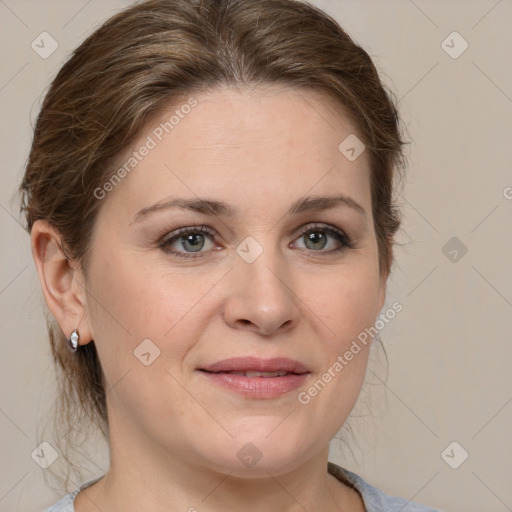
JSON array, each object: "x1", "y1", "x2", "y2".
[{"x1": 222, "y1": 246, "x2": 301, "y2": 336}]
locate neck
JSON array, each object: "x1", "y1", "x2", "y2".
[{"x1": 74, "y1": 427, "x2": 361, "y2": 512}]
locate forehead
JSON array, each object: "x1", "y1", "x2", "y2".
[
  {"x1": 169, "y1": 84, "x2": 363, "y2": 154},
  {"x1": 99, "y1": 85, "x2": 371, "y2": 221}
]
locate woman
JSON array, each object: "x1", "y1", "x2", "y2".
[{"x1": 21, "y1": 0, "x2": 441, "y2": 510}]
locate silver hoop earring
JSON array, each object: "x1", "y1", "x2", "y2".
[{"x1": 68, "y1": 329, "x2": 79, "y2": 352}]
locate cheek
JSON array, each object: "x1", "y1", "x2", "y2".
[
  {"x1": 85, "y1": 248, "x2": 222, "y2": 367},
  {"x1": 296, "y1": 269, "x2": 379, "y2": 428},
  {"x1": 304, "y1": 263, "x2": 381, "y2": 349},
  {"x1": 84, "y1": 250, "x2": 210, "y2": 418}
]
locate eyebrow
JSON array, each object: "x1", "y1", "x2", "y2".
[{"x1": 132, "y1": 194, "x2": 366, "y2": 223}]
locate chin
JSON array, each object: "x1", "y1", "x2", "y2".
[{"x1": 191, "y1": 426, "x2": 314, "y2": 477}]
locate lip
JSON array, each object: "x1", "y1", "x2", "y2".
[
  {"x1": 199, "y1": 356, "x2": 309, "y2": 374},
  {"x1": 198, "y1": 357, "x2": 310, "y2": 399},
  {"x1": 199, "y1": 371, "x2": 309, "y2": 399}
]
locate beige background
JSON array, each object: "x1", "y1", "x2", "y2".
[{"x1": 1, "y1": 1, "x2": 511, "y2": 511}]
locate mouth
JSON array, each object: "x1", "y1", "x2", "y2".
[
  {"x1": 197, "y1": 357, "x2": 310, "y2": 398},
  {"x1": 200, "y1": 370, "x2": 306, "y2": 378},
  {"x1": 199, "y1": 356, "x2": 310, "y2": 374}
]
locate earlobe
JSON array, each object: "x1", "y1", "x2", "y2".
[{"x1": 30, "y1": 220, "x2": 93, "y2": 347}]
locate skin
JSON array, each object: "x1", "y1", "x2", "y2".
[{"x1": 32, "y1": 84, "x2": 388, "y2": 512}]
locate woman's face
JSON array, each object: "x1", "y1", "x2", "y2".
[{"x1": 81, "y1": 85, "x2": 387, "y2": 475}]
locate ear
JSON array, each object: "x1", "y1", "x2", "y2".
[{"x1": 30, "y1": 220, "x2": 94, "y2": 347}]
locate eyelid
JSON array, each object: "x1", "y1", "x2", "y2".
[
  {"x1": 160, "y1": 224, "x2": 216, "y2": 243},
  {"x1": 292, "y1": 222, "x2": 353, "y2": 249},
  {"x1": 158, "y1": 225, "x2": 218, "y2": 259}
]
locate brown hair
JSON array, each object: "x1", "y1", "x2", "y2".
[{"x1": 20, "y1": 0, "x2": 407, "y2": 485}]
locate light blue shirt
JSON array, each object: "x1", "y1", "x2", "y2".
[{"x1": 43, "y1": 461, "x2": 443, "y2": 511}]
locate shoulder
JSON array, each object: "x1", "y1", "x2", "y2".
[
  {"x1": 42, "y1": 492, "x2": 76, "y2": 512},
  {"x1": 41, "y1": 475, "x2": 103, "y2": 512},
  {"x1": 328, "y1": 461, "x2": 443, "y2": 512}
]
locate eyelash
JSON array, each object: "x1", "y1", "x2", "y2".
[{"x1": 157, "y1": 223, "x2": 354, "y2": 260}]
